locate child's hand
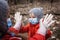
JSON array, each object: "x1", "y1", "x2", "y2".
[
  {"x1": 13, "y1": 12, "x2": 22, "y2": 30},
  {"x1": 40, "y1": 14, "x2": 55, "y2": 29},
  {"x1": 37, "y1": 14, "x2": 55, "y2": 36},
  {"x1": 14, "y1": 12, "x2": 22, "y2": 22}
]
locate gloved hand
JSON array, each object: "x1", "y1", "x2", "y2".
[
  {"x1": 37, "y1": 14, "x2": 55, "y2": 36},
  {"x1": 13, "y1": 12, "x2": 22, "y2": 30}
]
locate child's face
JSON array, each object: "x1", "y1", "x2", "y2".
[
  {"x1": 29, "y1": 12, "x2": 36, "y2": 18},
  {"x1": 28, "y1": 12, "x2": 39, "y2": 24},
  {"x1": 29, "y1": 13, "x2": 38, "y2": 24}
]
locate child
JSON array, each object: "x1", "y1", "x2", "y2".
[{"x1": 9, "y1": 8, "x2": 55, "y2": 40}]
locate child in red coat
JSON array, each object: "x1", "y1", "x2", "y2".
[{"x1": 9, "y1": 8, "x2": 55, "y2": 40}]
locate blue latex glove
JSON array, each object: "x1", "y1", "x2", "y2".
[{"x1": 7, "y1": 18, "x2": 12, "y2": 28}]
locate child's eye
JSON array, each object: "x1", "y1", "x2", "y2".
[
  {"x1": 29, "y1": 16, "x2": 36, "y2": 18},
  {"x1": 29, "y1": 17, "x2": 35, "y2": 18}
]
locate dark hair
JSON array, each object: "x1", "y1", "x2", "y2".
[{"x1": 0, "y1": 0, "x2": 9, "y2": 38}]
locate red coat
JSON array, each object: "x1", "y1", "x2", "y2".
[
  {"x1": 29, "y1": 34, "x2": 45, "y2": 40},
  {"x1": 2, "y1": 34, "x2": 45, "y2": 40},
  {"x1": 9, "y1": 23, "x2": 51, "y2": 40}
]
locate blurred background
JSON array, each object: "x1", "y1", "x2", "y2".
[{"x1": 6, "y1": 0, "x2": 60, "y2": 40}]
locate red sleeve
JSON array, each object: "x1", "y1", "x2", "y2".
[
  {"x1": 9, "y1": 27, "x2": 19, "y2": 34},
  {"x1": 19, "y1": 24, "x2": 29, "y2": 33},
  {"x1": 9, "y1": 23, "x2": 30, "y2": 34},
  {"x1": 46, "y1": 29, "x2": 51, "y2": 39},
  {"x1": 29, "y1": 34, "x2": 45, "y2": 40}
]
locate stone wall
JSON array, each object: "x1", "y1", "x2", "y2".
[{"x1": 9, "y1": 0, "x2": 60, "y2": 15}]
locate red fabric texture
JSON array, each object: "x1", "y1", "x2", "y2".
[
  {"x1": 2, "y1": 34, "x2": 11, "y2": 40},
  {"x1": 29, "y1": 34, "x2": 45, "y2": 40},
  {"x1": 2, "y1": 34, "x2": 45, "y2": 40},
  {"x1": 9, "y1": 27, "x2": 19, "y2": 34}
]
